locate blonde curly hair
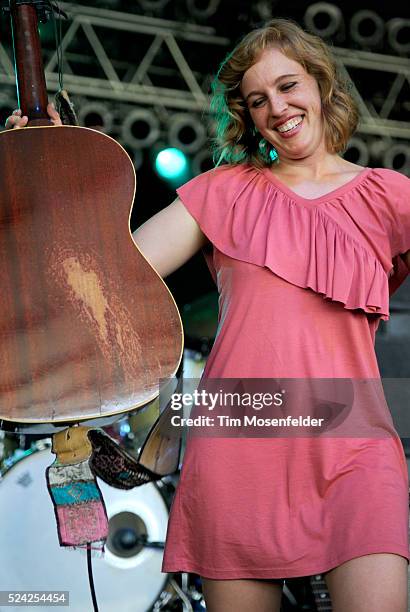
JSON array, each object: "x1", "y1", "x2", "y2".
[{"x1": 210, "y1": 18, "x2": 359, "y2": 168}]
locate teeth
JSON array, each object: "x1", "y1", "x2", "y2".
[{"x1": 277, "y1": 116, "x2": 303, "y2": 133}]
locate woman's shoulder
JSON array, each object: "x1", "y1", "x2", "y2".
[
  {"x1": 178, "y1": 162, "x2": 258, "y2": 195},
  {"x1": 368, "y1": 167, "x2": 409, "y2": 189},
  {"x1": 196, "y1": 162, "x2": 256, "y2": 179}
]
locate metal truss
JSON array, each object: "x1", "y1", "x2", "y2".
[
  {"x1": 0, "y1": 2, "x2": 229, "y2": 112},
  {"x1": 333, "y1": 47, "x2": 410, "y2": 140},
  {"x1": 0, "y1": 3, "x2": 408, "y2": 139}
]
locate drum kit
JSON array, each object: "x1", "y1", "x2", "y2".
[
  {"x1": 0, "y1": 294, "x2": 217, "y2": 612},
  {"x1": 4, "y1": 292, "x2": 408, "y2": 611},
  {"x1": 0, "y1": 429, "x2": 205, "y2": 612},
  {"x1": 0, "y1": 429, "x2": 333, "y2": 612}
]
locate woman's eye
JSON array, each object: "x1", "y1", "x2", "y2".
[
  {"x1": 251, "y1": 98, "x2": 265, "y2": 108},
  {"x1": 281, "y1": 82, "x2": 297, "y2": 91}
]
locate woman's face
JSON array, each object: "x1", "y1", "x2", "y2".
[{"x1": 240, "y1": 47, "x2": 326, "y2": 162}]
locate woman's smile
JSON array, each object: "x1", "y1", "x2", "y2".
[{"x1": 274, "y1": 114, "x2": 304, "y2": 138}]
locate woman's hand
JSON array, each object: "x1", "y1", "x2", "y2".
[{"x1": 5, "y1": 102, "x2": 62, "y2": 129}]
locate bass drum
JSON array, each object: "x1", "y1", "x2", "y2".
[{"x1": 0, "y1": 444, "x2": 169, "y2": 612}]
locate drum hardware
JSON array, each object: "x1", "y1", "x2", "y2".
[
  {"x1": 157, "y1": 578, "x2": 194, "y2": 612},
  {"x1": 0, "y1": 442, "x2": 207, "y2": 612},
  {"x1": 282, "y1": 583, "x2": 298, "y2": 607},
  {"x1": 153, "y1": 575, "x2": 205, "y2": 611},
  {"x1": 181, "y1": 349, "x2": 208, "y2": 427},
  {"x1": 1, "y1": 442, "x2": 342, "y2": 611},
  {"x1": 0, "y1": 413, "x2": 131, "y2": 435},
  {"x1": 276, "y1": 575, "x2": 331, "y2": 611},
  {"x1": 0, "y1": 443, "x2": 173, "y2": 611},
  {"x1": 183, "y1": 349, "x2": 207, "y2": 382}
]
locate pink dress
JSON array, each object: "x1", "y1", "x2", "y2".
[{"x1": 161, "y1": 164, "x2": 410, "y2": 579}]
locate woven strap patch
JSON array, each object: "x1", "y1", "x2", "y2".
[{"x1": 46, "y1": 458, "x2": 108, "y2": 548}]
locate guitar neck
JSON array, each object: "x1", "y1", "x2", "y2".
[{"x1": 10, "y1": 1, "x2": 51, "y2": 125}]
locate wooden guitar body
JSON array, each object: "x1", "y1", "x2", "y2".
[{"x1": 0, "y1": 125, "x2": 183, "y2": 426}]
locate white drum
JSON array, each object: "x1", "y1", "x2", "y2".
[
  {"x1": 183, "y1": 348, "x2": 206, "y2": 381},
  {"x1": 182, "y1": 349, "x2": 207, "y2": 424},
  {"x1": 0, "y1": 445, "x2": 169, "y2": 612}
]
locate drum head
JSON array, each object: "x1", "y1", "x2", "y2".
[{"x1": 0, "y1": 448, "x2": 169, "y2": 611}]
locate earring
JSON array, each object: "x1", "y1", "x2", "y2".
[
  {"x1": 258, "y1": 138, "x2": 279, "y2": 163},
  {"x1": 269, "y1": 147, "x2": 279, "y2": 163}
]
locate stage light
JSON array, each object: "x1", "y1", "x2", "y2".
[
  {"x1": 387, "y1": 19, "x2": 410, "y2": 55},
  {"x1": 192, "y1": 149, "x2": 214, "y2": 176},
  {"x1": 186, "y1": 0, "x2": 221, "y2": 19},
  {"x1": 78, "y1": 102, "x2": 113, "y2": 133},
  {"x1": 304, "y1": 2, "x2": 343, "y2": 39},
  {"x1": 122, "y1": 109, "x2": 160, "y2": 149},
  {"x1": 383, "y1": 144, "x2": 410, "y2": 175},
  {"x1": 344, "y1": 137, "x2": 369, "y2": 167},
  {"x1": 155, "y1": 147, "x2": 188, "y2": 180},
  {"x1": 168, "y1": 113, "x2": 206, "y2": 154},
  {"x1": 350, "y1": 10, "x2": 385, "y2": 48}
]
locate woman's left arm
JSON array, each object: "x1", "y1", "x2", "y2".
[{"x1": 401, "y1": 251, "x2": 410, "y2": 270}]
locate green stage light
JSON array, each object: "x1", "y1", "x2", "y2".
[{"x1": 155, "y1": 147, "x2": 188, "y2": 180}]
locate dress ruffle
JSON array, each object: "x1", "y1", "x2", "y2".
[{"x1": 177, "y1": 165, "x2": 408, "y2": 321}]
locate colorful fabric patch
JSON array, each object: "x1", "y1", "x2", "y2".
[
  {"x1": 50, "y1": 481, "x2": 101, "y2": 505},
  {"x1": 56, "y1": 501, "x2": 108, "y2": 547},
  {"x1": 46, "y1": 457, "x2": 108, "y2": 548}
]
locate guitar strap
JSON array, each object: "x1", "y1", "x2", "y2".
[
  {"x1": 54, "y1": 89, "x2": 79, "y2": 126},
  {"x1": 45, "y1": 423, "x2": 157, "y2": 548},
  {"x1": 46, "y1": 387, "x2": 182, "y2": 548},
  {"x1": 87, "y1": 428, "x2": 163, "y2": 489},
  {"x1": 45, "y1": 426, "x2": 108, "y2": 551}
]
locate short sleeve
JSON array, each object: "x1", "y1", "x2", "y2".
[
  {"x1": 176, "y1": 164, "x2": 256, "y2": 244},
  {"x1": 376, "y1": 169, "x2": 410, "y2": 258},
  {"x1": 176, "y1": 164, "x2": 258, "y2": 284},
  {"x1": 369, "y1": 169, "x2": 410, "y2": 297}
]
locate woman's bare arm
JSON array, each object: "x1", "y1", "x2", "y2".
[{"x1": 132, "y1": 197, "x2": 208, "y2": 278}]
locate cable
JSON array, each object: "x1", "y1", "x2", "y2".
[
  {"x1": 48, "y1": 0, "x2": 64, "y2": 90},
  {"x1": 87, "y1": 545, "x2": 99, "y2": 612}
]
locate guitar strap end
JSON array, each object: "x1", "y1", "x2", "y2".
[
  {"x1": 46, "y1": 427, "x2": 108, "y2": 550},
  {"x1": 54, "y1": 89, "x2": 79, "y2": 126}
]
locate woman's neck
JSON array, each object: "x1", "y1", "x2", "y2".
[{"x1": 271, "y1": 151, "x2": 353, "y2": 180}]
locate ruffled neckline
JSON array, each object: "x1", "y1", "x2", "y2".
[
  {"x1": 260, "y1": 167, "x2": 372, "y2": 205},
  {"x1": 176, "y1": 163, "x2": 406, "y2": 321}
]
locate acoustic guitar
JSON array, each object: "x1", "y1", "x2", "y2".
[{"x1": 0, "y1": 1, "x2": 183, "y2": 432}]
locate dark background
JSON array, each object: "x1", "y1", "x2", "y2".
[{"x1": 0, "y1": 0, "x2": 408, "y2": 366}]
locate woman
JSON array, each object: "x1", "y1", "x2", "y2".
[{"x1": 7, "y1": 18, "x2": 410, "y2": 612}]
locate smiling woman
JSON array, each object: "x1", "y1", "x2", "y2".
[
  {"x1": 210, "y1": 18, "x2": 358, "y2": 170},
  {"x1": 159, "y1": 18, "x2": 410, "y2": 612},
  {"x1": 5, "y1": 14, "x2": 410, "y2": 612}
]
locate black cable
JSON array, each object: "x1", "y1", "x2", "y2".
[
  {"x1": 87, "y1": 545, "x2": 99, "y2": 612},
  {"x1": 48, "y1": 0, "x2": 63, "y2": 90}
]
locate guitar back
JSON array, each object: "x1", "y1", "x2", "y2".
[{"x1": 0, "y1": 125, "x2": 182, "y2": 424}]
